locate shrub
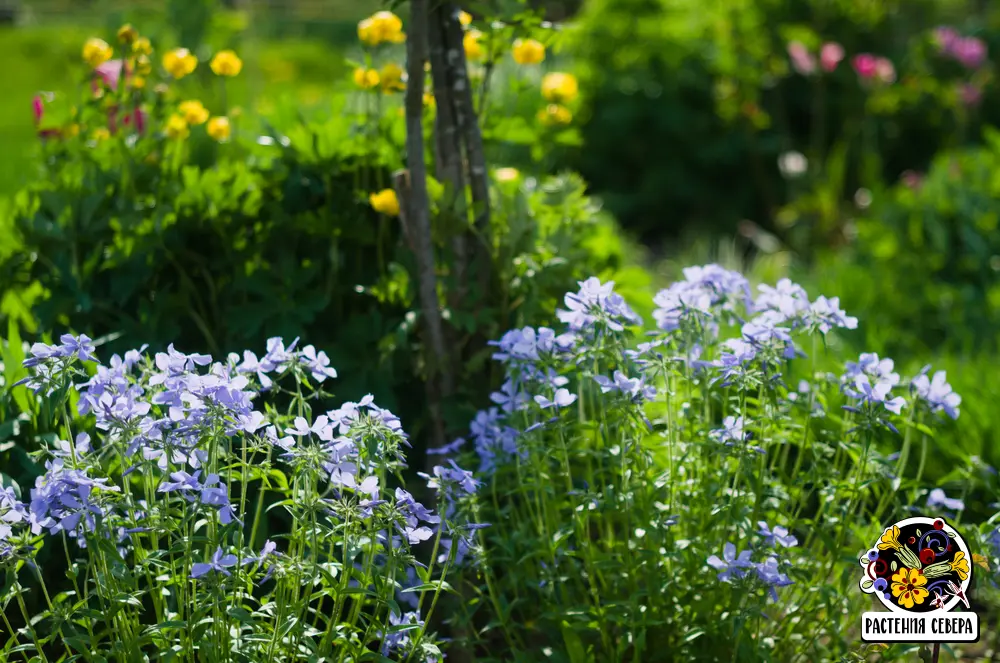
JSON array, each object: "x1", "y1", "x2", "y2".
[
  {"x1": 442, "y1": 266, "x2": 989, "y2": 661},
  {"x1": 569, "y1": 0, "x2": 998, "y2": 242},
  {"x1": 0, "y1": 333, "x2": 479, "y2": 660}
]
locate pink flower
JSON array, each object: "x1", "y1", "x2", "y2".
[
  {"x1": 852, "y1": 53, "x2": 878, "y2": 79},
  {"x1": 952, "y1": 37, "x2": 987, "y2": 69},
  {"x1": 900, "y1": 170, "x2": 924, "y2": 190},
  {"x1": 787, "y1": 41, "x2": 816, "y2": 75},
  {"x1": 958, "y1": 82, "x2": 982, "y2": 107},
  {"x1": 934, "y1": 26, "x2": 960, "y2": 54},
  {"x1": 94, "y1": 59, "x2": 128, "y2": 92},
  {"x1": 122, "y1": 107, "x2": 147, "y2": 134},
  {"x1": 874, "y1": 57, "x2": 896, "y2": 83},
  {"x1": 32, "y1": 95, "x2": 44, "y2": 125},
  {"x1": 820, "y1": 42, "x2": 844, "y2": 72}
]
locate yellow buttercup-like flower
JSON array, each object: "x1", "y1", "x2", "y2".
[
  {"x1": 464, "y1": 30, "x2": 484, "y2": 61},
  {"x1": 82, "y1": 38, "x2": 113, "y2": 68},
  {"x1": 207, "y1": 116, "x2": 231, "y2": 142},
  {"x1": 370, "y1": 189, "x2": 400, "y2": 216},
  {"x1": 133, "y1": 37, "x2": 152, "y2": 56},
  {"x1": 512, "y1": 38, "x2": 545, "y2": 65},
  {"x1": 458, "y1": 10, "x2": 472, "y2": 26},
  {"x1": 130, "y1": 76, "x2": 146, "y2": 90},
  {"x1": 163, "y1": 48, "x2": 198, "y2": 79},
  {"x1": 92, "y1": 128, "x2": 111, "y2": 141},
  {"x1": 358, "y1": 11, "x2": 405, "y2": 46},
  {"x1": 353, "y1": 67, "x2": 381, "y2": 90},
  {"x1": 164, "y1": 114, "x2": 189, "y2": 140},
  {"x1": 178, "y1": 100, "x2": 209, "y2": 125},
  {"x1": 380, "y1": 63, "x2": 406, "y2": 92},
  {"x1": 211, "y1": 50, "x2": 243, "y2": 77},
  {"x1": 877, "y1": 525, "x2": 902, "y2": 551},
  {"x1": 541, "y1": 72, "x2": 579, "y2": 104},
  {"x1": 891, "y1": 567, "x2": 929, "y2": 609},
  {"x1": 136, "y1": 55, "x2": 152, "y2": 75},
  {"x1": 950, "y1": 551, "x2": 970, "y2": 581},
  {"x1": 117, "y1": 24, "x2": 138, "y2": 45},
  {"x1": 538, "y1": 104, "x2": 572, "y2": 126},
  {"x1": 423, "y1": 92, "x2": 435, "y2": 109}
]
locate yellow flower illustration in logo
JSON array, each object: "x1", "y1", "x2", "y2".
[
  {"x1": 950, "y1": 551, "x2": 970, "y2": 581},
  {"x1": 877, "y1": 525, "x2": 902, "y2": 551},
  {"x1": 891, "y1": 567, "x2": 929, "y2": 609}
]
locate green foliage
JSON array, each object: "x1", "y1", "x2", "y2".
[{"x1": 568, "y1": 0, "x2": 1000, "y2": 241}]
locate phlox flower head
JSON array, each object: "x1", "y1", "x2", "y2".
[
  {"x1": 557, "y1": 277, "x2": 640, "y2": 333},
  {"x1": 911, "y1": 369, "x2": 961, "y2": 420},
  {"x1": 707, "y1": 542, "x2": 753, "y2": 582}
]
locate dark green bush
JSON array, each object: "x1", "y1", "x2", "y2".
[{"x1": 569, "y1": 0, "x2": 1000, "y2": 242}]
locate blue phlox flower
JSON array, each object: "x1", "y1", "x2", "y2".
[
  {"x1": 534, "y1": 387, "x2": 578, "y2": 409},
  {"x1": 756, "y1": 521, "x2": 799, "y2": 548},
  {"x1": 911, "y1": 369, "x2": 961, "y2": 420},
  {"x1": 190, "y1": 546, "x2": 238, "y2": 579},
  {"x1": 707, "y1": 543, "x2": 754, "y2": 581},
  {"x1": 927, "y1": 488, "x2": 965, "y2": 512}
]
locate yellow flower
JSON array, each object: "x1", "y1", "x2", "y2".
[
  {"x1": 163, "y1": 48, "x2": 198, "y2": 79},
  {"x1": 495, "y1": 167, "x2": 520, "y2": 182},
  {"x1": 92, "y1": 128, "x2": 111, "y2": 141},
  {"x1": 164, "y1": 114, "x2": 189, "y2": 140},
  {"x1": 353, "y1": 67, "x2": 381, "y2": 90},
  {"x1": 211, "y1": 50, "x2": 243, "y2": 77},
  {"x1": 458, "y1": 10, "x2": 472, "y2": 26},
  {"x1": 132, "y1": 37, "x2": 152, "y2": 56},
  {"x1": 178, "y1": 100, "x2": 209, "y2": 125},
  {"x1": 538, "y1": 104, "x2": 572, "y2": 126},
  {"x1": 877, "y1": 525, "x2": 902, "y2": 551},
  {"x1": 512, "y1": 38, "x2": 545, "y2": 65},
  {"x1": 542, "y1": 72, "x2": 579, "y2": 104},
  {"x1": 64, "y1": 123, "x2": 80, "y2": 138},
  {"x1": 136, "y1": 55, "x2": 152, "y2": 75},
  {"x1": 130, "y1": 76, "x2": 146, "y2": 90},
  {"x1": 358, "y1": 11, "x2": 405, "y2": 46},
  {"x1": 370, "y1": 189, "x2": 400, "y2": 216},
  {"x1": 950, "y1": 551, "x2": 970, "y2": 581},
  {"x1": 82, "y1": 38, "x2": 113, "y2": 68},
  {"x1": 117, "y1": 24, "x2": 138, "y2": 45},
  {"x1": 890, "y1": 567, "x2": 929, "y2": 609},
  {"x1": 380, "y1": 63, "x2": 406, "y2": 92},
  {"x1": 207, "y1": 116, "x2": 231, "y2": 142},
  {"x1": 464, "y1": 30, "x2": 484, "y2": 61},
  {"x1": 973, "y1": 553, "x2": 990, "y2": 571},
  {"x1": 423, "y1": 92, "x2": 435, "y2": 109}
]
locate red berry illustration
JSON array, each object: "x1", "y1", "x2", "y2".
[
  {"x1": 908, "y1": 536, "x2": 916, "y2": 544},
  {"x1": 920, "y1": 549, "x2": 936, "y2": 564},
  {"x1": 933, "y1": 519, "x2": 944, "y2": 530}
]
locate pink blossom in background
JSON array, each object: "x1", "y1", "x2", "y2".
[
  {"x1": 787, "y1": 41, "x2": 816, "y2": 75},
  {"x1": 874, "y1": 57, "x2": 896, "y2": 83},
  {"x1": 852, "y1": 53, "x2": 878, "y2": 79},
  {"x1": 122, "y1": 107, "x2": 147, "y2": 134},
  {"x1": 952, "y1": 37, "x2": 987, "y2": 69},
  {"x1": 958, "y1": 82, "x2": 982, "y2": 107},
  {"x1": 32, "y1": 95, "x2": 44, "y2": 124},
  {"x1": 94, "y1": 59, "x2": 127, "y2": 92},
  {"x1": 900, "y1": 170, "x2": 924, "y2": 190},
  {"x1": 820, "y1": 42, "x2": 844, "y2": 72},
  {"x1": 934, "y1": 26, "x2": 960, "y2": 54}
]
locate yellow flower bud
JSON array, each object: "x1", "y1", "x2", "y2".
[
  {"x1": 541, "y1": 72, "x2": 579, "y2": 104},
  {"x1": 130, "y1": 76, "x2": 146, "y2": 90},
  {"x1": 370, "y1": 189, "x2": 400, "y2": 216},
  {"x1": 210, "y1": 50, "x2": 243, "y2": 77},
  {"x1": 207, "y1": 116, "x2": 231, "y2": 142},
  {"x1": 495, "y1": 167, "x2": 520, "y2": 182},
  {"x1": 538, "y1": 103, "x2": 572, "y2": 126},
  {"x1": 132, "y1": 37, "x2": 153, "y2": 56},
  {"x1": 458, "y1": 10, "x2": 472, "y2": 26},
  {"x1": 117, "y1": 24, "x2": 138, "y2": 45},
  {"x1": 178, "y1": 100, "x2": 209, "y2": 125},
  {"x1": 82, "y1": 38, "x2": 113, "y2": 68},
  {"x1": 353, "y1": 67, "x2": 381, "y2": 90},
  {"x1": 165, "y1": 114, "x2": 189, "y2": 140},
  {"x1": 93, "y1": 128, "x2": 111, "y2": 141},
  {"x1": 379, "y1": 63, "x2": 406, "y2": 92},
  {"x1": 136, "y1": 55, "x2": 152, "y2": 75},
  {"x1": 464, "y1": 30, "x2": 484, "y2": 61},
  {"x1": 512, "y1": 38, "x2": 545, "y2": 65},
  {"x1": 163, "y1": 48, "x2": 198, "y2": 79}
]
